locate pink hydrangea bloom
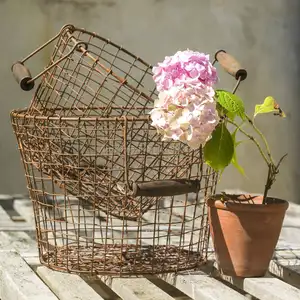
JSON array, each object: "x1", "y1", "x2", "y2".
[
  {"x1": 152, "y1": 49, "x2": 218, "y2": 92},
  {"x1": 150, "y1": 50, "x2": 220, "y2": 149}
]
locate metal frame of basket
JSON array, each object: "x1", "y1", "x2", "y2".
[
  {"x1": 11, "y1": 107, "x2": 218, "y2": 274},
  {"x1": 10, "y1": 24, "x2": 222, "y2": 275}
]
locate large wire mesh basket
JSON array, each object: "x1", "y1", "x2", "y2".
[{"x1": 10, "y1": 24, "x2": 218, "y2": 275}]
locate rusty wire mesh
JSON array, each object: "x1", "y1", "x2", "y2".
[{"x1": 10, "y1": 24, "x2": 218, "y2": 275}]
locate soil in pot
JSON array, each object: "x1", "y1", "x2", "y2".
[{"x1": 207, "y1": 194, "x2": 289, "y2": 277}]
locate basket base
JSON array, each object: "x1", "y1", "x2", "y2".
[{"x1": 40, "y1": 244, "x2": 206, "y2": 275}]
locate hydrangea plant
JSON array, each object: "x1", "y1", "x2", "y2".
[{"x1": 150, "y1": 49, "x2": 286, "y2": 203}]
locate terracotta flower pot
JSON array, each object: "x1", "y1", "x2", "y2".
[{"x1": 207, "y1": 194, "x2": 289, "y2": 277}]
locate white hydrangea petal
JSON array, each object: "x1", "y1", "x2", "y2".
[{"x1": 150, "y1": 84, "x2": 220, "y2": 148}]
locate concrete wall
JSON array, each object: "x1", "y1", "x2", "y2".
[{"x1": 0, "y1": 0, "x2": 299, "y2": 202}]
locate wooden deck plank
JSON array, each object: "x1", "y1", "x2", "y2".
[
  {"x1": 14, "y1": 198, "x2": 80, "y2": 246},
  {"x1": 269, "y1": 241, "x2": 300, "y2": 288},
  {"x1": 269, "y1": 260, "x2": 300, "y2": 289},
  {"x1": 0, "y1": 203, "x2": 33, "y2": 231},
  {"x1": 23, "y1": 255, "x2": 41, "y2": 267},
  {"x1": 14, "y1": 198, "x2": 116, "y2": 242},
  {"x1": 242, "y1": 276, "x2": 300, "y2": 300},
  {"x1": 7, "y1": 203, "x2": 179, "y2": 300},
  {"x1": 13, "y1": 197, "x2": 194, "y2": 244},
  {"x1": 0, "y1": 251, "x2": 58, "y2": 300},
  {"x1": 37, "y1": 266, "x2": 105, "y2": 300},
  {"x1": 99, "y1": 276, "x2": 176, "y2": 300},
  {"x1": 157, "y1": 271, "x2": 247, "y2": 300},
  {"x1": 0, "y1": 203, "x2": 13, "y2": 222},
  {"x1": 212, "y1": 265, "x2": 300, "y2": 300},
  {"x1": 0, "y1": 194, "x2": 14, "y2": 201},
  {"x1": 142, "y1": 210, "x2": 246, "y2": 300},
  {"x1": 13, "y1": 199, "x2": 35, "y2": 223},
  {"x1": 0, "y1": 231, "x2": 38, "y2": 256},
  {"x1": 207, "y1": 239, "x2": 300, "y2": 290}
]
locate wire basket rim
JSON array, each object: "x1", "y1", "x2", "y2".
[
  {"x1": 69, "y1": 24, "x2": 154, "y2": 69},
  {"x1": 10, "y1": 108, "x2": 152, "y2": 122}
]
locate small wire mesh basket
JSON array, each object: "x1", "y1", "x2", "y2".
[{"x1": 11, "y1": 24, "x2": 218, "y2": 275}]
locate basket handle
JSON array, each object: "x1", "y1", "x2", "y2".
[
  {"x1": 132, "y1": 179, "x2": 200, "y2": 197},
  {"x1": 11, "y1": 24, "x2": 87, "y2": 91},
  {"x1": 11, "y1": 62, "x2": 35, "y2": 91},
  {"x1": 215, "y1": 50, "x2": 247, "y2": 81}
]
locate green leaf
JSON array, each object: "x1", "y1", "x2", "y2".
[
  {"x1": 227, "y1": 111, "x2": 236, "y2": 121},
  {"x1": 231, "y1": 129, "x2": 245, "y2": 176},
  {"x1": 216, "y1": 100, "x2": 237, "y2": 122},
  {"x1": 204, "y1": 123, "x2": 234, "y2": 171},
  {"x1": 215, "y1": 90, "x2": 246, "y2": 120},
  {"x1": 254, "y1": 96, "x2": 281, "y2": 117}
]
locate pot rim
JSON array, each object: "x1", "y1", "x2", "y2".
[{"x1": 207, "y1": 193, "x2": 289, "y2": 213}]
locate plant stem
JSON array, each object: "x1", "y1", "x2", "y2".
[
  {"x1": 262, "y1": 165, "x2": 272, "y2": 204},
  {"x1": 227, "y1": 119, "x2": 270, "y2": 166},
  {"x1": 227, "y1": 118, "x2": 274, "y2": 203},
  {"x1": 227, "y1": 117, "x2": 287, "y2": 204},
  {"x1": 245, "y1": 115, "x2": 274, "y2": 165}
]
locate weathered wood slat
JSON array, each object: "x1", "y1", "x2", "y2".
[
  {"x1": 12, "y1": 201, "x2": 179, "y2": 300},
  {"x1": 13, "y1": 198, "x2": 194, "y2": 244},
  {"x1": 0, "y1": 203, "x2": 33, "y2": 231},
  {"x1": 0, "y1": 194, "x2": 14, "y2": 201},
  {"x1": 0, "y1": 203, "x2": 13, "y2": 222},
  {"x1": 14, "y1": 198, "x2": 117, "y2": 242},
  {"x1": 37, "y1": 266, "x2": 105, "y2": 300},
  {"x1": 140, "y1": 211, "x2": 246, "y2": 300},
  {"x1": 269, "y1": 259, "x2": 300, "y2": 289},
  {"x1": 99, "y1": 276, "x2": 176, "y2": 300},
  {"x1": 242, "y1": 276, "x2": 300, "y2": 300},
  {"x1": 23, "y1": 255, "x2": 41, "y2": 266},
  {"x1": 158, "y1": 270, "x2": 247, "y2": 300},
  {"x1": 0, "y1": 224, "x2": 34, "y2": 231},
  {"x1": 13, "y1": 199, "x2": 35, "y2": 223},
  {"x1": 0, "y1": 231, "x2": 38, "y2": 256},
  {"x1": 213, "y1": 265, "x2": 300, "y2": 300},
  {"x1": 208, "y1": 239, "x2": 300, "y2": 290},
  {"x1": 0, "y1": 230, "x2": 105, "y2": 300},
  {"x1": 269, "y1": 241, "x2": 300, "y2": 288},
  {"x1": 14, "y1": 198, "x2": 76, "y2": 246},
  {"x1": 96, "y1": 220, "x2": 245, "y2": 300},
  {"x1": 0, "y1": 251, "x2": 58, "y2": 300}
]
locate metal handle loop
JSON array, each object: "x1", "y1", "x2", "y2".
[{"x1": 11, "y1": 24, "x2": 80, "y2": 91}]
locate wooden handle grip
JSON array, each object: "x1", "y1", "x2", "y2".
[
  {"x1": 132, "y1": 179, "x2": 200, "y2": 197},
  {"x1": 11, "y1": 62, "x2": 35, "y2": 91},
  {"x1": 215, "y1": 50, "x2": 247, "y2": 81}
]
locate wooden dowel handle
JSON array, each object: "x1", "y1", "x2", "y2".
[
  {"x1": 132, "y1": 179, "x2": 200, "y2": 197},
  {"x1": 215, "y1": 50, "x2": 247, "y2": 81},
  {"x1": 11, "y1": 62, "x2": 35, "y2": 91}
]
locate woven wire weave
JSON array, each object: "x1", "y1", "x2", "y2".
[{"x1": 11, "y1": 24, "x2": 218, "y2": 275}]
